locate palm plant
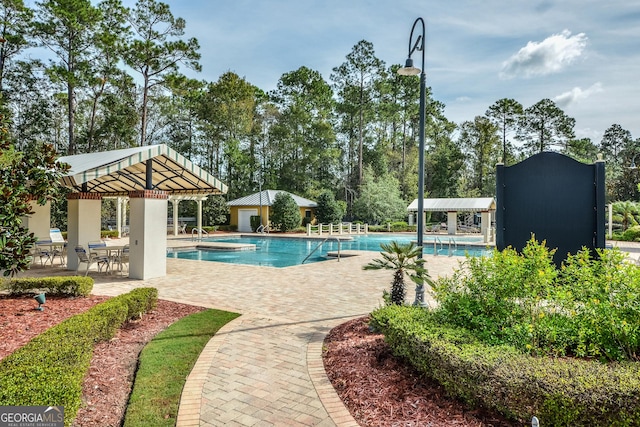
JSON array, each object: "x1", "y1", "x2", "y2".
[
  {"x1": 364, "y1": 241, "x2": 433, "y2": 305},
  {"x1": 612, "y1": 201, "x2": 640, "y2": 231}
]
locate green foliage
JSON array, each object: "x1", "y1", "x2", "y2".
[
  {"x1": 371, "y1": 305, "x2": 640, "y2": 426},
  {"x1": 3, "y1": 276, "x2": 93, "y2": 296},
  {"x1": 315, "y1": 190, "x2": 343, "y2": 224},
  {"x1": 250, "y1": 215, "x2": 261, "y2": 232},
  {"x1": 434, "y1": 238, "x2": 640, "y2": 361},
  {"x1": 0, "y1": 287, "x2": 158, "y2": 426},
  {"x1": 612, "y1": 201, "x2": 640, "y2": 232},
  {"x1": 203, "y1": 195, "x2": 230, "y2": 226},
  {"x1": 270, "y1": 192, "x2": 301, "y2": 232},
  {"x1": 0, "y1": 114, "x2": 69, "y2": 276},
  {"x1": 623, "y1": 225, "x2": 640, "y2": 241},
  {"x1": 352, "y1": 167, "x2": 407, "y2": 224},
  {"x1": 364, "y1": 241, "x2": 432, "y2": 305},
  {"x1": 123, "y1": 309, "x2": 240, "y2": 427}
]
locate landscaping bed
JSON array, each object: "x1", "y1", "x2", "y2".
[{"x1": 0, "y1": 294, "x2": 204, "y2": 427}]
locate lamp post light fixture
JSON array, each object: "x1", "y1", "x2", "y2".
[{"x1": 398, "y1": 17, "x2": 428, "y2": 307}]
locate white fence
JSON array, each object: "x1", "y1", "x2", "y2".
[{"x1": 306, "y1": 222, "x2": 368, "y2": 236}]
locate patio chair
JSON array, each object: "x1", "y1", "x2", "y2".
[
  {"x1": 112, "y1": 244, "x2": 130, "y2": 275},
  {"x1": 48, "y1": 228, "x2": 67, "y2": 266},
  {"x1": 34, "y1": 239, "x2": 54, "y2": 266},
  {"x1": 74, "y1": 245, "x2": 110, "y2": 276},
  {"x1": 179, "y1": 223, "x2": 187, "y2": 234},
  {"x1": 88, "y1": 240, "x2": 107, "y2": 257}
]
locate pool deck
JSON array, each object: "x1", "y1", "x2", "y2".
[{"x1": 15, "y1": 234, "x2": 640, "y2": 426}]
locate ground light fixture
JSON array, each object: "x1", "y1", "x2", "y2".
[
  {"x1": 34, "y1": 293, "x2": 46, "y2": 311},
  {"x1": 398, "y1": 17, "x2": 428, "y2": 307}
]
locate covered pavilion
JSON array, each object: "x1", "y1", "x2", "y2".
[
  {"x1": 407, "y1": 197, "x2": 496, "y2": 238},
  {"x1": 26, "y1": 144, "x2": 227, "y2": 279}
]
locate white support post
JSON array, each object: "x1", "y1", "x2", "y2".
[
  {"x1": 197, "y1": 198, "x2": 203, "y2": 240},
  {"x1": 128, "y1": 190, "x2": 168, "y2": 280},
  {"x1": 172, "y1": 198, "x2": 179, "y2": 236}
]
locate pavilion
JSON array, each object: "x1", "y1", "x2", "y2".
[{"x1": 24, "y1": 144, "x2": 227, "y2": 279}]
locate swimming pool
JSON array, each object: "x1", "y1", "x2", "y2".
[{"x1": 166, "y1": 234, "x2": 492, "y2": 268}]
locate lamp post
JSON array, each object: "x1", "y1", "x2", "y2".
[{"x1": 398, "y1": 17, "x2": 428, "y2": 307}]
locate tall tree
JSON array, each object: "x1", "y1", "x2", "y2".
[
  {"x1": 196, "y1": 71, "x2": 257, "y2": 198},
  {"x1": 0, "y1": 0, "x2": 33, "y2": 95},
  {"x1": 458, "y1": 116, "x2": 500, "y2": 196},
  {"x1": 485, "y1": 98, "x2": 523, "y2": 165},
  {"x1": 517, "y1": 98, "x2": 575, "y2": 154},
  {"x1": 123, "y1": 0, "x2": 201, "y2": 146},
  {"x1": 32, "y1": 0, "x2": 101, "y2": 154},
  {"x1": 269, "y1": 66, "x2": 338, "y2": 195},
  {"x1": 77, "y1": 0, "x2": 130, "y2": 153},
  {"x1": 600, "y1": 123, "x2": 632, "y2": 163},
  {"x1": 331, "y1": 40, "x2": 384, "y2": 187}
]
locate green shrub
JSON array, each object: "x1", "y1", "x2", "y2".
[
  {"x1": 3, "y1": 276, "x2": 93, "y2": 296},
  {"x1": 101, "y1": 230, "x2": 119, "y2": 239},
  {"x1": 433, "y1": 238, "x2": 640, "y2": 361},
  {"x1": 623, "y1": 226, "x2": 640, "y2": 241},
  {"x1": 389, "y1": 221, "x2": 410, "y2": 232},
  {"x1": 0, "y1": 287, "x2": 158, "y2": 426},
  {"x1": 371, "y1": 305, "x2": 640, "y2": 426},
  {"x1": 270, "y1": 193, "x2": 301, "y2": 232},
  {"x1": 250, "y1": 215, "x2": 262, "y2": 232}
]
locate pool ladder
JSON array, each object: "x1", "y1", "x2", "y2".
[
  {"x1": 432, "y1": 237, "x2": 457, "y2": 256},
  {"x1": 302, "y1": 237, "x2": 342, "y2": 264}
]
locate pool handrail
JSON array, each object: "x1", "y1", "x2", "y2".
[{"x1": 302, "y1": 236, "x2": 341, "y2": 264}]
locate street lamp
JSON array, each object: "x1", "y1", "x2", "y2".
[{"x1": 398, "y1": 17, "x2": 428, "y2": 307}]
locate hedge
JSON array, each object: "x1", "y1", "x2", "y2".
[
  {"x1": 370, "y1": 305, "x2": 640, "y2": 426},
  {"x1": 0, "y1": 287, "x2": 158, "y2": 427},
  {"x1": 2, "y1": 276, "x2": 93, "y2": 296}
]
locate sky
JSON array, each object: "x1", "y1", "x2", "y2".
[{"x1": 124, "y1": 0, "x2": 640, "y2": 142}]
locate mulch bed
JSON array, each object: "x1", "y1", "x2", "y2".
[{"x1": 322, "y1": 316, "x2": 518, "y2": 426}]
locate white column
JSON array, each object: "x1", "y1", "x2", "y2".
[
  {"x1": 66, "y1": 193, "x2": 102, "y2": 270},
  {"x1": 23, "y1": 200, "x2": 51, "y2": 242},
  {"x1": 116, "y1": 197, "x2": 122, "y2": 238},
  {"x1": 447, "y1": 211, "x2": 457, "y2": 235},
  {"x1": 129, "y1": 190, "x2": 168, "y2": 280},
  {"x1": 197, "y1": 198, "x2": 203, "y2": 240},
  {"x1": 172, "y1": 198, "x2": 179, "y2": 236}
]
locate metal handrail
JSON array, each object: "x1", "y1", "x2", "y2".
[
  {"x1": 448, "y1": 237, "x2": 457, "y2": 256},
  {"x1": 302, "y1": 237, "x2": 341, "y2": 264},
  {"x1": 191, "y1": 228, "x2": 209, "y2": 241}
]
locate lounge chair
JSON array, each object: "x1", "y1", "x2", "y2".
[{"x1": 75, "y1": 245, "x2": 110, "y2": 276}]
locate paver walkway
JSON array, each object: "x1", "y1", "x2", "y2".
[{"x1": 85, "y1": 241, "x2": 463, "y2": 426}]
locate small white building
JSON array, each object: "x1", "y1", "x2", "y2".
[{"x1": 407, "y1": 197, "x2": 496, "y2": 237}]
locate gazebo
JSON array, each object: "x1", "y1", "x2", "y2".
[
  {"x1": 407, "y1": 197, "x2": 496, "y2": 237},
  {"x1": 27, "y1": 144, "x2": 227, "y2": 279}
]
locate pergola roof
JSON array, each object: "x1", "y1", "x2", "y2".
[
  {"x1": 407, "y1": 197, "x2": 496, "y2": 212},
  {"x1": 58, "y1": 144, "x2": 227, "y2": 197},
  {"x1": 227, "y1": 190, "x2": 317, "y2": 208}
]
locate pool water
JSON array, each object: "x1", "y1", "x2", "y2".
[{"x1": 166, "y1": 234, "x2": 492, "y2": 268}]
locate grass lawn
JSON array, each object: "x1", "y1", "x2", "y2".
[{"x1": 122, "y1": 308, "x2": 240, "y2": 427}]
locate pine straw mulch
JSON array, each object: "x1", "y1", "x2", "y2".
[{"x1": 323, "y1": 316, "x2": 518, "y2": 426}]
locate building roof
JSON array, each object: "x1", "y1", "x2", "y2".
[
  {"x1": 227, "y1": 190, "x2": 317, "y2": 208},
  {"x1": 407, "y1": 197, "x2": 496, "y2": 212},
  {"x1": 58, "y1": 144, "x2": 227, "y2": 197}
]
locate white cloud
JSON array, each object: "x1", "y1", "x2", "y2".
[
  {"x1": 553, "y1": 82, "x2": 604, "y2": 107},
  {"x1": 500, "y1": 30, "x2": 588, "y2": 79}
]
